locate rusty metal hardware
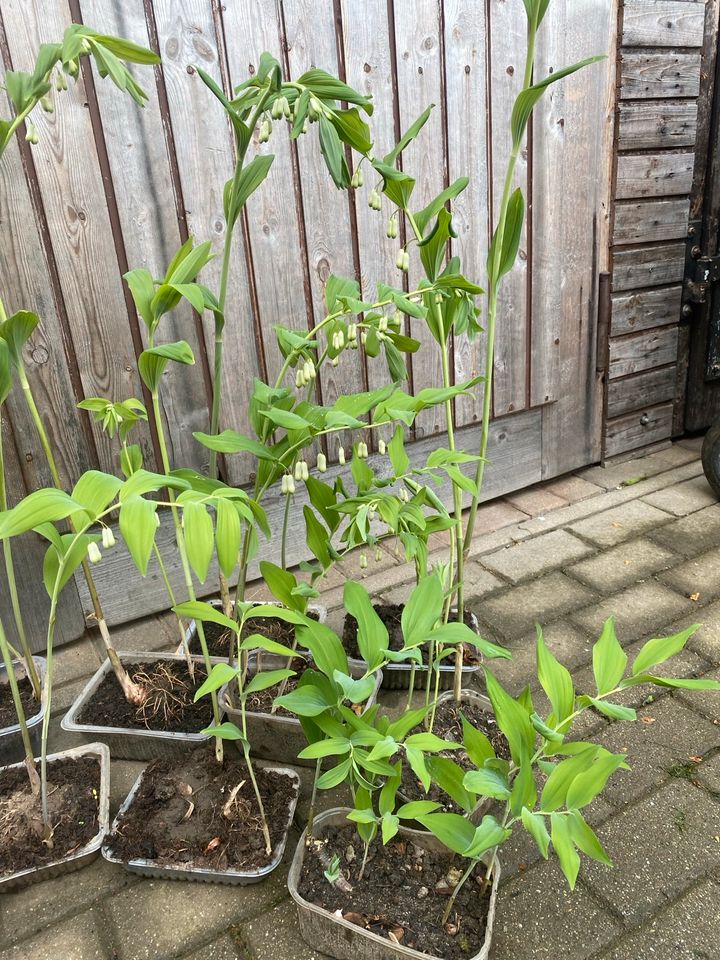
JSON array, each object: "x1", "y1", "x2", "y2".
[{"x1": 596, "y1": 272, "x2": 611, "y2": 375}]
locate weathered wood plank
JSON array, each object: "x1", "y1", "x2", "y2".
[
  {"x1": 489, "y1": 0, "x2": 529, "y2": 417},
  {"x1": 611, "y1": 286, "x2": 683, "y2": 335},
  {"x1": 150, "y1": 0, "x2": 261, "y2": 485},
  {"x1": 622, "y1": 1, "x2": 706, "y2": 48},
  {"x1": 608, "y1": 326, "x2": 679, "y2": 379},
  {"x1": 76, "y1": 405, "x2": 544, "y2": 624},
  {"x1": 617, "y1": 100, "x2": 698, "y2": 150},
  {"x1": 612, "y1": 242, "x2": 686, "y2": 291},
  {"x1": 80, "y1": 0, "x2": 211, "y2": 474},
  {"x1": 392, "y1": 0, "x2": 447, "y2": 438},
  {"x1": 2, "y1": 0, "x2": 156, "y2": 473},
  {"x1": 282, "y1": 0, "x2": 367, "y2": 459},
  {"x1": 444, "y1": 0, "x2": 490, "y2": 427},
  {"x1": 613, "y1": 197, "x2": 690, "y2": 245},
  {"x1": 616, "y1": 153, "x2": 694, "y2": 199},
  {"x1": 620, "y1": 52, "x2": 701, "y2": 100},
  {"x1": 604, "y1": 402, "x2": 674, "y2": 459},
  {"x1": 606, "y1": 365, "x2": 676, "y2": 419}
]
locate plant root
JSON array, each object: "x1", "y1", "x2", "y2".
[
  {"x1": 222, "y1": 780, "x2": 247, "y2": 819},
  {"x1": 132, "y1": 664, "x2": 192, "y2": 727}
]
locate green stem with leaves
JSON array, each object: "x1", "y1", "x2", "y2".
[{"x1": 0, "y1": 614, "x2": 37, "y2": 786}]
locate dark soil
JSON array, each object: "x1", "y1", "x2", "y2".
[
  {"x1": 299, "y1": 823, "x2": 491, "y2": 957},
  {"x1": 188, "y1": 611, "x2": 318, "y2": 658},
  {"x1": 0, "y1": 673, "x2": 38, "y2": 728},
  {"x1": 77, "y1": 659, "x2": 213, "y2": 733},
  {"x1": 342, "y1": 604, "x2": 482, "y2": 667},
  {"x1": 106, "y1": 749, "x2": 298, "y2": 873},
  {"x1": 0, "y1": 756, "x2": 101, "y2": 876},
  {"x1": 400, "y1": 699, "x2": 511, "y2": 814}
]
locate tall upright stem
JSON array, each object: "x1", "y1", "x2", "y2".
[{"x1": 0, "y1": 615, "x2": 36, "y2": 784}]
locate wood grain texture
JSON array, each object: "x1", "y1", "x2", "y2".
[
  {"x1": 80, "y1": 0, "x2": 211, "y2": 474},
  {"x1": 604, "y1": 402, "x2": 674, "y2": 458},
  {"x1": 444, "y1": 0, "x2": 489, "y2": 428},
  {"x1": 611, "y1": 286, "x2": 683, "y2": 335},
  {"x1": 612, "y1": 242, "x2": 686, "y2": 290},
  {"x1": 617, "y1": 99, "x2": 698, "y2": 150},
  {"x1": 613, "y1": 197, "x2": 690, "y2": 244},
  {"x1": 151, "y1": 0, "x2": 260, "y2": 485},
  {"x1": 608, "y1": 326, "x2": 679, "y2": 379},
  {"x1": 391, "y1": 0, "x2": 447, "y2": 438},
  {"x1": 616, "y1": 153, "x2": 694, "y2": 199},
  {"x1": 2, "y1": 0, "x2": 156, "y2": 473},
  {"x1": 489, "y1": 0, "x2": 528, "y2": 417},
  {"x1": 607, "y1": 364, "x2": 676, "y2": 418},
  {"x1": 622, "y1": 1, "x2": 706, "y2": 48},
  {"x1": 620, "y1": 51, "x2": 701, "y2": 100}
]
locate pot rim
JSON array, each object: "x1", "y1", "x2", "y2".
[{"x1": 0, "y1": 656, "x2": 47, "y2": 737}]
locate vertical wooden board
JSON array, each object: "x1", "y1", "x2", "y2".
[
  {"x1": 221, "y1": 0, "x2": 312, "y2": 388},
  {"x1": 538, "y1": 0, "x2": 613, "y2": 476},
  {"x1": 0, "y1": 137, "x2": 92, "y2": 488},
  {"x1": 391, "y1": 0, "x2": 447, "y2": 439},
  {"x1": 282, "y1": 0, "x2": 367, "y2": 459},
  {"x1": 1, "y1": 0, "x2": 156, "y2": 474},
  {"x1": 79, "y1": 0, "x2": 211, "y2": 474},
  {"x1": 150, "y1": 0, "x2": 261, "y2": 484},
  {"x1": 339, "y1": 0, "x2": 404, "y2": 424},
  {"x1": 444, "y1": 0, "x2": 489, "y2": 428},
  {"x1": 488, "y1": 0, "x2": 528, "y2": 417}
]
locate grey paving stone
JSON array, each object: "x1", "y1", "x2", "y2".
[
  {"x1": 652, "y1": 442, "x2": 703, "y2": 467},
  {"x1": 643, "y1": 475, "x2": 717, "y2": 518},
  {"x1": 468, "y1": 499, "x2": 530, "y2": 535},
  {"x1": 53, "y1": 640, "x2": 103, "y2": 687},
  {"x1": 0, "y1": 910, "x2": 109, "y2": 960},
  {"x1": 505, "y1": 486, "x2": 568, "y2": 516},
  {"x1": 577, "y1": 456, "x2": 674, "y2": 490},
  {"x1": 480, "y1": 573, "x2": 595, "y2": 640},
  {"x1": 463, "y1": 563, "x2": 506, "y2": 598},
  {"x1": 649, "y1": 503, "x2": 720, "y2": 558},
  {"x1": 540, "y1": 474, "x2": 605, "y2": 503},
  {"x1": 594, "y1": 696, "x2": 719, "y2": 806},
  {"x1": 659, "y1": 548, "x2": 720, "y2": 604},
  {"x1": 677, "y1": 436, "x2": 704, "y2": 453},
  {"x1": 597, "y1": 878, "x2": 720, "y2": 960},
  {"x1": 482, "y1": 530, "x2": 594, "y2": 584},
  {"x1": 487, "y1": 620, "x2": 593, "y2": 697},
  {"x1": 581, "y1": 781, "x2": 720, "y2": 923},
  {"x1": 109, "y1": 760, "x2": 146, "y2": 816},
  {"x1": 568, "y1": 500, "x2": 672, "y2": 548},
  {"x1": 491, "y1": 861, "x2": 620, "y2": 960},
  {"x1": 180, "y1": 934, "x2": 243, "y2": 959},
  {"x1": 696, "y1": 752, "x2": 720, "y2": 793},
  {"x1": 568, "y1": 538, "x2": 678, "y2": 595},
  {"x1": 238, "y1": 900, "x2": 324, "y2": 959},
  {"x1": 570, "y1": 581, "x2": 693, "y2": 644}
]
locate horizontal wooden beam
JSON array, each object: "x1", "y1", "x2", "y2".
[
  {"x1": 618, "y1": 100, "x2": 698, "y2": 150},
  {"x1": 613, "y1": 197, "x2": 690, "y2": 245},
  {"x1": 609, "y1": 327, "x2": 679, "y2": 379},
  {"x1": 604, "y1": 403, "x2": 674, "y2": 459},
  {"x1": 622, "y1": 1, "x2": 706, "y2": 48},
  {"x1": 607, "y1": 365, "x2": 676, "y2": 419},
  {"x1": 611, "y1": 286, "x2": 683, "y2": 335},
  {"x1": 612, "y1": 242, "x2": 686, "y2": 291},
  {"x1": 616, "y1": 153, "x2": 694, "y2": 199},
  {"x1": 620, "y1": 51, "x2": 702, "y2": 99}
]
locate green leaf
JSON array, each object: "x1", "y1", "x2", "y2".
[
  {"x1": 138, "y1": 341, "x2": 195, "y2": 391},
  {"x1": 316, "y1": 757, "x2": 352, "y2": 790},
  {"x1": 568, "y1": 810, "x2": 612, "y2": 866},
  {"x1": 244, "y1": 668, "x2": 295, "y2": 697},
  {"x1": 536, "y1": 626, "x2": 574, "y2": 723},
  {"x1": 405, "y1": 731, "x2": 458, "y2": 753},
  {"x1": 298, "y1": 737, "x2": 351, "y2": 760},
  {"x1": 484, "y1": 668, "x2": 535, "y2": 765},
  {"x1": 384, "y1": 105, "x2": 433, "y2": 164},
  {"x1": 193, "y1": 429, "x2": 278, "y2": 461},
  {"x1": 274, "y1": 683, "x2": 332, "y2": 717},
  {"x1": 461, "y1": 712, "x2": 496, "y2": 767},
  {"x1": 467, "y1": 814, "x2": 511, "y2": 859},
  {"x1": 0, "y1": 488, "x2": 80, "y2": 539},
  {"x1": 304, "y1": 506, "x2": 332, "y2": 569},
  {"x1": 540, "y1": 745, "x2": 600, "y2": 813},
  {"x1": 414, "y1": 177, "x2": 468, "y2": 236},
  {"x1": 632, "y1": 676, "x2": 720, "y2": 691},
  {"x1": 119, "y1": 469, "x2": 189, "y2": 500},
  {"x1": 194, "y1": 662, "x2": 240, "y2": 702},
  {"x1": 173, "y1": 601, "x2": 238, "y2": 634},
  {"x1": 386, "y1": 706, "x2": 429, "y2": 741},
  {"x1": 201, "y1": 722, "x2": 246, "y2": 742},
  {"x1": 259, "y1": 560, "x2": 297, "y2": 609},
  {"x1": 587, "y1": 698, "x2": 636, "y2": 721},
  {"x1": 426, "y1": 756, "x2": 474, "y2": 813},
  {"x1": 566, "y1": 751, "x2": 629, "y2": 809},
  {"x1": 344, "y1": 581, "x2": 388, "y2": 670},
  {"x1": 405, "y1": 746, "x2": 430, "y2": 792},
  {"x1": 262, "y1": 407, "x2": 312, "y2": 431},
  {"x1": 226, "y1": 154, "x2": 274, "y2": 228},
  {"x1": 488, "y1": 188, "x2": 524, "y2": 284},
  {"x1": 239, "y1": 634, "x2": 297, "y2": 658},
  {"x1": 372, "y1": 160, "x2": 415, "y2": 209},
  {"x1": 297, "y1": 618, "x2": 350, "y2": 680},
  {"x1": 416, "y1": 812, "x2": 476, "y2": 856},
  {"x1": 182, "y1": 499, "x2": 214, "y2": 582},
  {"x1": 521, "y1": 807, "x2": 550, "y2": 859},
  {"x1": 401, "y1": 574, "x2": 444, "y2": 648},
  {"x1": 215, "y1": 497, "x2": 241, "y2": 578},
  {"x1": 396, "y1": 800, "x2": 441, "y2": 819},
  {"x1": 593, "y1": 618, "x2": 627, "y2": 696},
  {"x1": 71, "y1": 470, "x2": 123, "y2": 523},
  {"x1": 318, "y1": 113, "x2": 348, "y2": 188},
  {"x1": 530, "y1": 712, "x2": 565, "y2": 743},
  {"x1": 463, "y1": 767, "x2": 511, "y2": 801},
  {"x1": 124, "y1": 268, "x2": 155, "y2": 330},
  {"x1": 631, "y1": 625, "x2": 700, "y2": 676},
  {"x1": 42, "y1": 532, "x2": 96, "y2": 597},
  {"x1": 0, "y1": 339, "x2": 13, "y2": 404},
  {"x1": 0, "y1": 310, "x2": 39, "y2": 368},
  {"x1": 551, "y1": 814, "x2": 580, "y2": 889},
  {"x1": 119, "y1": 495, "x2": 157, "y2": 576}
]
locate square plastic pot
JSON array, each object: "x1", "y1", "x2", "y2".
[
  {"x1": 0, "y1": 741, "x2": 110, "y2": 892},
  {"x1": 102, "y1": 761, "x2": 300, "y2": 885},
  {"x1": 220, "y1": 654, "x2": 383, "y2": 767},
  {"x1": 0, "y1": 657, "x2": 46, "y2": 767},
  {"x1": 288, "y1": 807, "x2": 500, "y2": 960},
  {"x1": 61, "y1": 652, "x2": 227, "y2": 762}
]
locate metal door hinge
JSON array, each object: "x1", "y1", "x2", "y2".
[{"x1": 685, "y1": 220, "x2": 720, "y2": 305}]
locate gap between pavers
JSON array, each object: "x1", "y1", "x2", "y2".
[
  {"x1": 649, "y1": 503, "x2": 720, "y2": 558},
  {"x1": 641, "y1": 475, "x2": 717, "y2": 518}
]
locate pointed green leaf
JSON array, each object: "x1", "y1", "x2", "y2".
[
  {"x1": 632, "y1": 625, "x2": 700, "y2": 676},
  {"x1": 593, "y1": 618, "x2": 627, "y2": 696},
  {"x1": 119, "y1": 495, "x2": 157, "y2": 576},
  {"x1": 521, "y1": 807, "x2": 550, "y2": 859},
  {"x1": 551, "y1": 813, "x2": 580, "y2": 889}
]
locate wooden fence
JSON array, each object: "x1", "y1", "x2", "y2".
[{"x1": 0, "y1": 0, "x2": 616, "y2": 641}]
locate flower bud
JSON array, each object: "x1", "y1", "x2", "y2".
[
  {"x1": 288, "y1": 476, "x2": 296, "y2": 494},
  {"x1": 378, "y1": 316, "x2": 388, "y2": 333},
  {"x1": 317, "y1": 452, "x2": 327, "y2": 473},
  {"x1": 294, "y1": 461, "x2": 303, "y2": 481},
  {"x1": 295, "y1": 368, "x2": 305, "y2": 389},
  {"x1": 102, "y1": 527, "x2": 116, "y2": 549},
  {"x1": 361, "y1": 330, "x2": 368, "y2": 345},
  {"x1": 281, "y1": 474, "x2": 287, "y2": 494},
  {"x1": 271, "y1": 97, "x2": 284, "y2": 120},
  {"x1": 259, "y1": 118, "x2": 272, "y2": 143},
  {"x1": 386, "y1": 216, "x2": 398, "y2": 239},
  {"x1": 303, "y1": 360, "x2": 314, "y2": 381},
  {"x1": 375, "y1": 548, "x2": 383, "y2": 562},
  {"x1": 378, "y1": 438, "x2": 386, "y2": 455},
  {"x1": 403, "y1": 250, "x2": 411, "y2": 271},
  {"x1": 40, "y1": 95, "x2": 54, "y2": 114},
  {"x1": 24, "y1": 122, "x2": 38, "y2": 145},
  {"x1": 308, "y1": 96, "x2": 323, "y2": 122},
  {"x1": 87, "y1": 542, "x2": 102, "y2": 564},
  {"x1": 395, "y1": 249, "x2": 406, "y2": 271},
  {"x1": 55, "y1": 71, "x2": 68, "y2": 92},
  {"x1": 368, "y1": 188, "x2": 381, "y2": 211},
  {"x1": 359, "y1": 553, "x2": 368, "y2": 570},
  {"x1": 434, "y1": 291, "x2": 444, "y2": 304},
  {"x1": 301, "y1": 118, "x2": 309, "y2": 135},
  {"x1": 331, "y1": 355, "x2": 339, "y2": 367},
  {"x1": 80, "y1": 38, "x2": 92, "y2": 53},
  {"x1": 283, "y1": 97, "x2": 292, "y2": 119},
  {"x1": 155, "y1": 513, "x2": 161, "y2": 529},
  {"x1": 350, "y1": 170, "x2": 360, "y2": 189},
  {"x1": 338, "y1": 446, "x2": 345, "y2": 465},
  {"x1": 67, "y1": 58, "x2": 79, "y2": 78},
  {"x1": 301, "y1": 461, "x2": 309, "y2": 481}
]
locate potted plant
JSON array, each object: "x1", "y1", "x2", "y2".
[{"x1": 287, "y1": 620, "x2": 720, "y2": 959}]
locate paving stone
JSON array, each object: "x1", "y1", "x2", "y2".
[
  {"x1": 568, "y1": 500, "x2": 672, "y2": 548},
  {"x1": 677, "y1": 666, "x2": 720, "y2": 723},
  {"x1": 651, "y1": 442, "x2": 703, "y2": 467},
  {"x1": 0, "y1": 858, "x2": 136, "y2": 948},
  {"x1": 650, "y1": 503, "x2": 720, "y2": 557},
  {"x1": 466, "y1": 499, "x2": 529, "y2": 537},
  {"x1": 597, "y1": 878, "x2": 720, "y2": 960},
  {"x1": 238, "y1": 900, "x2": 323, "y2": 959},
  {"x1": 570, "y1": 581, "x2": 692, "y2": 644},
  {"x1": 181, "y1": 934, "x2": 243, "y2": 959},
  {"x1": 677, "y1": 436, "x2": 704, "y2": 452},
  {"x1": 488, "y1": 620, "x2": 593, "y2": 697},
  {"x1": 480, "y1": 573, "x2": 595, "y2": 640},
  {"x1": 696, "y1": 752, "x2": 720, "y2": 793},
  {"x1": 642, "y1": 475, "x2": 717, "y2": 517},
  {"x1": 581, "y1": 781, "x2": 720, "y2": 923},
  {"x1": 483, "y1": 530, "x2": 594, "y2": 584},
  {"x1": 685, "y1": 601, "x2": 720, "y2": 664},
  {"x1": 109, "y1": 614, "x2": 178, "y2": 654},
  {"x1": 53, "y1": 640, "x2": 103, "y2": 687},
  {"x1": 568, "y1": 538, "x2": 678, "y2": 595},
  {"x1": 541, "y1": 474, "x2": 605, "y2": 503},
  {"x1": 463, "y1": 563, "x2": 506, "y2": 598},
  {"x1": 0, "y1": 909, "x2": 109, "y2": 960},
  {"x1": 505, "y1": 486, "x2": 568, "y2": 516},
  {"x1": 491, "y1": 861, "x2": 620, "y2": 960},
  {"x1": 593, "y1": 697, "x2": 719, "y2": 805},
  {"x1": 659, "y1": 547, "x2": 720, "y2": 604},
  {"x1": 577, "y1": 456, "x2": 673, "y2": 490}
]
